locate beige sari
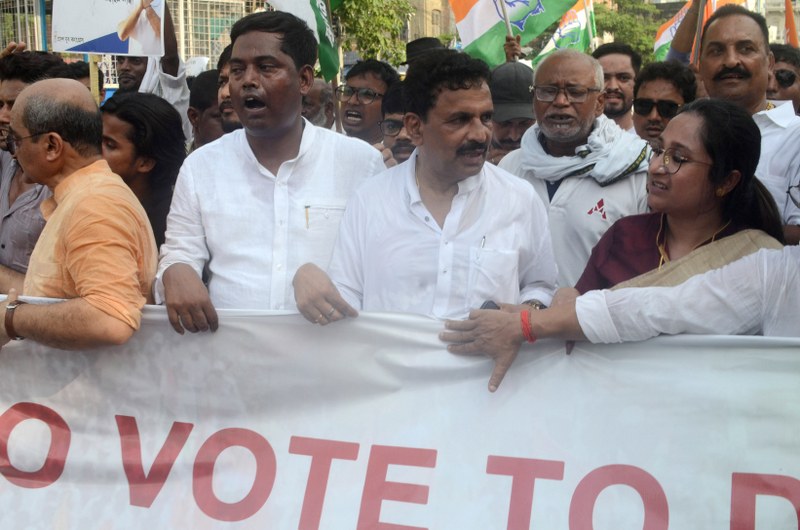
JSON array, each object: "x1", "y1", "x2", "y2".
[{"x1": 612, "y1": 229, "x2": 783, "y2": 290}]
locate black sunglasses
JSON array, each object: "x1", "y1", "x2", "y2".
[
  {"x1": 633, "y1": 99, "x2": 681, "y2": 119},
  {"x1": 775, "y1": 69, "x2": 797, "y2": 89}
]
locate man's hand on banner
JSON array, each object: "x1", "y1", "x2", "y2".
[
  {"x1": 293, "y1": 263, "x2": 358, "y2": 326},
  {"x1": 162, "y1": 263, "x2": 219, "y2": 335},
  {"x1": 441, "y1": 309, "x2": 524, "y2": 392}
]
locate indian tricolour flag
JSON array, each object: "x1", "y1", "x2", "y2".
[
  {"x1": 267, "y1": 0, "x2": 340, "y2": 80},
  {"x1": 451, "y1": 0, "x2": 576, "y2": 67},
  {"x1": 532, "y1": 0, "x2": 595, "y2": 66},
  {"x1": 653, "y1": 1, "x2": 691, "y2": 61}
]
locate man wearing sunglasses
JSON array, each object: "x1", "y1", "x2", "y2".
[
  {"x1": 632, "y1": 61, "x2": 696, "y2": 143},
  {"x1": 768, "y1": 44, "x2": 800, "y2": 115},
  {"x1": 698, "y1": 5, "x2": 800, "y2": 244}
]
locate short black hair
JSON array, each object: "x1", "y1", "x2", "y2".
[
  {"x1": 47, "y1": 60, "x2": 105, "y2": 94},
  {"x1": 217, "y1": 44, "x2": 233, "y2": 71},
  {"x1": 230, "y1": 11, "x2": 317, "y2": 71},
  {"x1": 634, "y1": 61, "x2": 696, "y2": 104},
  {"x1": 189, "y1": 69, "x2": 220, "y2": 111},
  {"x1": 404, "y1": 49, "x2": 490, "y2": 120},
  {"x1": 22, "y1": 93, "x2": 102, "y2": 157},
  {"x1": 101, "y1": 92, "x2": 186, "y2": 190},
  {"x1": 770, "y1": 43, "x2": 800, "y2": 68},
  {"x1": 592, "y1": 42, "x2": 642, "y2": 75},
  {"x1": 0, "y1": 51, "x2": 66, "y2": 83},
  {"x1": 345, "y1": 59, "x2": 400, "y2": 89},
  {"x1": 382, "y1": 81, "x2": 406, "y2": 116},
  {"x1": 701, "y1": 5, "x2": 769, "y2": 50}
]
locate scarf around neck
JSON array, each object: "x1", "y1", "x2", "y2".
[{"x1": 519, "y1": 115, "x2": 649, "y2": 187}]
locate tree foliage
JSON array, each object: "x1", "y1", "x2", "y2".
[
  {"x1": 336, "y1": 0, "x2": 414, "y2": 65},
  {"x1": 594, "y1": 0, "x2": 665, "y2": 63}
]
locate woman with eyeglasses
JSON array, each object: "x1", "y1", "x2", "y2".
[{"x1": 572, "y1": 98, "x2": 784, "y2": 294}]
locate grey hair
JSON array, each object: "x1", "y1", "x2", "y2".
[
  {"x1": 534, "y1": 50, "x2": 604, "y2": 90},
  {"x1": 318, "y1": 82, "x2": 333, "y2": 107},
  {"x1": 22, "y1": 93, "x2": 102, "y2": 157}
]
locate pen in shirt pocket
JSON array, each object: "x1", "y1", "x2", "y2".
[{"x1": 305, "y1": 205, "x2": 310, "y2": 229}]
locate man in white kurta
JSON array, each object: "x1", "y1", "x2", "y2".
[
  {"x1": 327, "y1": 151, "x2": 556, "y2": 319},
  {"x1": 292, "y1": 50, "x2": 557, "y2": 323},
  {"x1": 155, "y1": 11, "x2": 383, "y2": 334},
  {"x1": 155, "y1": 123, "x2": 383, "y2": 310}
]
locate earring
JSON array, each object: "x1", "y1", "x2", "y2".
[{"x1": 715, "y1": 188, "x2": 725, "y2": 197}]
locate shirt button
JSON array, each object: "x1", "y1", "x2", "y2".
[
  {"x1": 424, "y1": 216, "x2": 430, "y2": 222},
  {"x1": 443, "y1": 269, "x2": 448, "y2": 274},
  {"x1": 276, "y1": 264, "x2": 282, "y2": 270}
]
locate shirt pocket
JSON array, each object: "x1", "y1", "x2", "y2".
[
  {"x1": 301, "y1": 202, "x2": 347, "y2": 265},
  {"x1": 466, "y1": 247, "x2": 519, "y2": 310}
]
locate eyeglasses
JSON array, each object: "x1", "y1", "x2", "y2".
[
  {"x1": 633, "y1": 98, "x2": 681, "y2": 119},
  {"x1": 7, "y1": 132, "x2": 46, "y2": 156},
  {"x1": 788, "y1": 184, "x2": 800, "y2": 208},
  {"x1": 532, "y1": 85, "x2": 601, "y2": 103},
  {"x1": 379, "y1": 119, "x2": 404, "y2": 137},
  {"x1": 775, "y1": 69, "x2": 798, "y2": 89},
  {"x1": 335, "y1": 85, "x2": 384, "y2": 104},
  {"x1": 648, "y1": 145, "x2": 713, "y2": 175}
]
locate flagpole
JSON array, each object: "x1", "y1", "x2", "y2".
[
  {"x1": 323, "y1": 0, "x2": 344, "y2": 133},
  {"x1": 498, "y1": 0, "x2": 514, "y2": 36},
  {"x1": 690, "y1": 0, "x2": 707, "y2": 65},
  {"x1": 585, "y1": 0, "x2": 596, "y2": 52}
]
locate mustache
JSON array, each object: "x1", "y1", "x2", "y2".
[
  {"x1": 456, "y1": 141, "x2": 488, "y2": 156},
  {"x1": 714, "y1": 66, "x2": 750, "y2": 80}
]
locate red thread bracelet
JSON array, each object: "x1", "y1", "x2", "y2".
[{"x1": 520, "y1": 310, "x2": 537, "y2": 343}]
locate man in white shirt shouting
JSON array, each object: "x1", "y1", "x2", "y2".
[{"x1": 155, "y1": 11, "x2": 384, "y2": 334}]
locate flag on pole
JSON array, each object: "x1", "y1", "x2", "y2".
[
  {"x1": 450, "y1": 0, "x2": 577, "y2": 67},
  {"x1": 267, "y1": 0, "x2": 340, "y2": 80},
  {"x1": 532, "y1": 0, "x2": 595, "y2": 65},
  {"x1": 786, "y1": 0, "x2": 799, "y2": 47},
  {"x1": 653, "y1": 1, "x2": 691, "y2": 61}
]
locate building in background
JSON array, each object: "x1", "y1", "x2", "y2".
[{"x1": 408, "y1": 0, "x2": 456, "y2": 43}]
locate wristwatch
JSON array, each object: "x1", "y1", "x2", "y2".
[
  {"x1": 5, "y1": 299, "x2": 27, "y2": 340},
  {"x1": 522, "y1": 299, "x2": 547, "y2": 310}
]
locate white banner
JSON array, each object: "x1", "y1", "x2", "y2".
[
  {"x1": 52, "y1": 0, "x2": 165, "y2": 56},
  {"x1": 1, "y1": 308, "x2": 799, "y2": 529}
]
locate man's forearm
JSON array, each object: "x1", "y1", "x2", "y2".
[
  {"x1": 530, "y1": 300, "x2": 587, "y2": 341},
  {"x1": 144, "y1": 5, "x2": 162, "y2": 41},
  {"x1": 117, "y1": 4, "x2": 144, "y2": 41},
  {"x1": 11, "y1": 297, "x2": 135, "y2": 350},
  {"x1": 0, "y1": 264, "x2": 24, "y2": 293}
]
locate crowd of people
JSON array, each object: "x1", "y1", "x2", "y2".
[{"x1": 0, "y1": 6, "x2": 798, "y2": 389}]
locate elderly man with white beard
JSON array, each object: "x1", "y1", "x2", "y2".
[{"x1": 500, "y1": 50, "x2": 649, "y2": 287}]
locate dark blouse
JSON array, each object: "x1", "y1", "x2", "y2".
[{"x1": 574, "y1": 212, "x2": 740, "y2": 293}]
